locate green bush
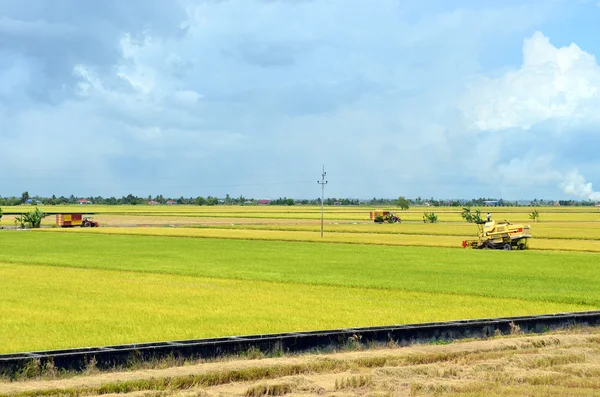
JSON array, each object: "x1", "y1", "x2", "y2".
[
  {"x1": 461, "y1": 207, "x2": 483, "y2": 223},
  {"x1": 423, "y1": 212, "x2": 438, "y2": 223},
  {"x1": 15, "y1": 207, "x2": 47, "y2": 228},
  {"x1": 529, "y1": 209, "x2": 540, "y2": 222}
]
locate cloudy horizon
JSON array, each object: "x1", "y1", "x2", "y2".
[{"x1": 1, "y1": 0, "x2": 600, "y2": 201}]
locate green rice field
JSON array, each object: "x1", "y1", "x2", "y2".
[{"x1": 1, "y1": 205, "x2": 599, "y2": 353}]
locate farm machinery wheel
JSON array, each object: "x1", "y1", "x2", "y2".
[
  {"x1": 82, "y1": 221, "x2": 91, "y2": 227},
  {"x1": 503, "y1": 243, "x2": 512, "y2": 250}
]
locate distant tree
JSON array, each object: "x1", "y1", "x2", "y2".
[
  {"x1": 195, "y1": 196, "x2": 206, "y2": 206},
  {"x1": 397, "y1": 196, "x2": 410, "y2": 210},
  {"x1": 0, "y1": 207, "x2": 3, "y2": 221},
  {"x1": 206, "y1": 196, "x2": 219, "y2": 206},
  {"x1": 21, "y1": 191, "x2": 30, "y2": 204}
]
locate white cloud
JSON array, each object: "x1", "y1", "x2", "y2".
[
  {"x1": 4, "y1": 0, "x2": 598, "y2": 199},
  {"x1": 462, "y1": 31, "x2": 600, "y2": 131},
  {"x1": 457, "y1": 31, "x2": 600, "y2": 201},
  {"x1": 561, "y1": 171, "x2": 600, "y2": 201}
]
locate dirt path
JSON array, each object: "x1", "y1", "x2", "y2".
[{"x1": 2, "y1": 328, "x2": 600, "y2": 396}]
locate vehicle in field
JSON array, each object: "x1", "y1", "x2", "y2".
[
  {"x1": 369, "y1": 211, "x2": 401, "y2": 223},
  {"x1": 462, "y1": 220, "x2": 531, "y2": 250},
  {"x1": 56, "y1": 214, "x2": 99, "y2": 228}
]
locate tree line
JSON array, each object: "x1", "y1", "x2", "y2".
[{"x1": 0, "y1": 192, "x2": 596, "y2": 207}]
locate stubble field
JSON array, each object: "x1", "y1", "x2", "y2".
[{"x1": 0, "y1": 205, "x2": 599, "y2": 354}]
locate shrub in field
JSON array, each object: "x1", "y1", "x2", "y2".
[
  {"x1": 423, "y1": 212, "x2": 438, "y2": 223},
  {"x1": 530, "y1": 209, "x2": 540, "y2": 222},
  {"x1": 461, "y1": 207, "x2": 483, "y2": 223},
  {"x1": 15, "y1": 207, "x2": 47, "y2": 228}
]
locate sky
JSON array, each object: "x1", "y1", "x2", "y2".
[{"x1": 1, "y1": 0, "x2": 600, "y2": 200}]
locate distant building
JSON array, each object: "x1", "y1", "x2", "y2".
[
  {"x1": 147, "y1": 200, "x2": 159, "y2": 205},
  {"x1": 483, "y1": 201, "x2": 499, "y2": 206},
  {"x1": 166, "y1": 200, "x2": 176, "y2": 205},
  {"x1": 257, "y1": 199, "x2": 271, "y2": 205},
  {"x1": 78, "y1": 199, "x2": 92, "y2": 205}
]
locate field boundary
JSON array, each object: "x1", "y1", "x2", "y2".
[{"x1": 2, "y1": 310, "x2": 599, "y2": 377}]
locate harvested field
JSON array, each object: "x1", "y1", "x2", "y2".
[
  {"x1": 1, "y1": 204, "x2": 600, "y2": 223},
  {"x1": 2, "y1": 328, "x2": 600, "y2": 396}
]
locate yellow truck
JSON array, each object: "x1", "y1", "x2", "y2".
[{"x1": 462, "y1": 220, "x2": 531, "y2": 250}]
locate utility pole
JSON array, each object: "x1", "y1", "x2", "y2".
[{"x1": 317, "y1": 165, "x2": 327, "y2": 237}]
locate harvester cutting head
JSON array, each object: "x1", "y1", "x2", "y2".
[{"x1": 462, "y1": 220, "x2": 531, "y2": 250}]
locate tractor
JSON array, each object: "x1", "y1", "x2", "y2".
[
  {"x1": 82, "y1": 217, "x2": 99, "y2": 227},
  {"x1": 462, "y1": 220, "x2": 531, "y2": 250},
  {"x1": 56, "y1": 214, "x2": 99, "y2": 228},
  {"x1": 370, "y1": 211, "x2": 402, "y2": 224}
]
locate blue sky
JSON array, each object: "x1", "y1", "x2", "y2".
[{"x1": 1, "y1": 0, "x2": 600, "y2": 200}]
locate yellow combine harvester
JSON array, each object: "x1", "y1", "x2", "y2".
[{"x1": 462, "y1": 220, "x2": 532, "y2": 250}]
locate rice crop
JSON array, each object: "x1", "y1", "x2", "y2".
[
  {"x1": 37, "y1": 225, "x2": 600, "y2": 252},
  {"x1": 2, "y1": 205, "x2": 600, "y2": 354},
  {"x1": 1, "y1": 262, "x2": 587, "y2": 354},
  {"x1": 2, "y1": 232, "x2": 600, "y2": 307},
  {"x1": 1, "y1": 205, "x2": 599, "y2": 223},
  {"x1": 189, "y1": 221, "x2": 600, "y2": 241}
]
